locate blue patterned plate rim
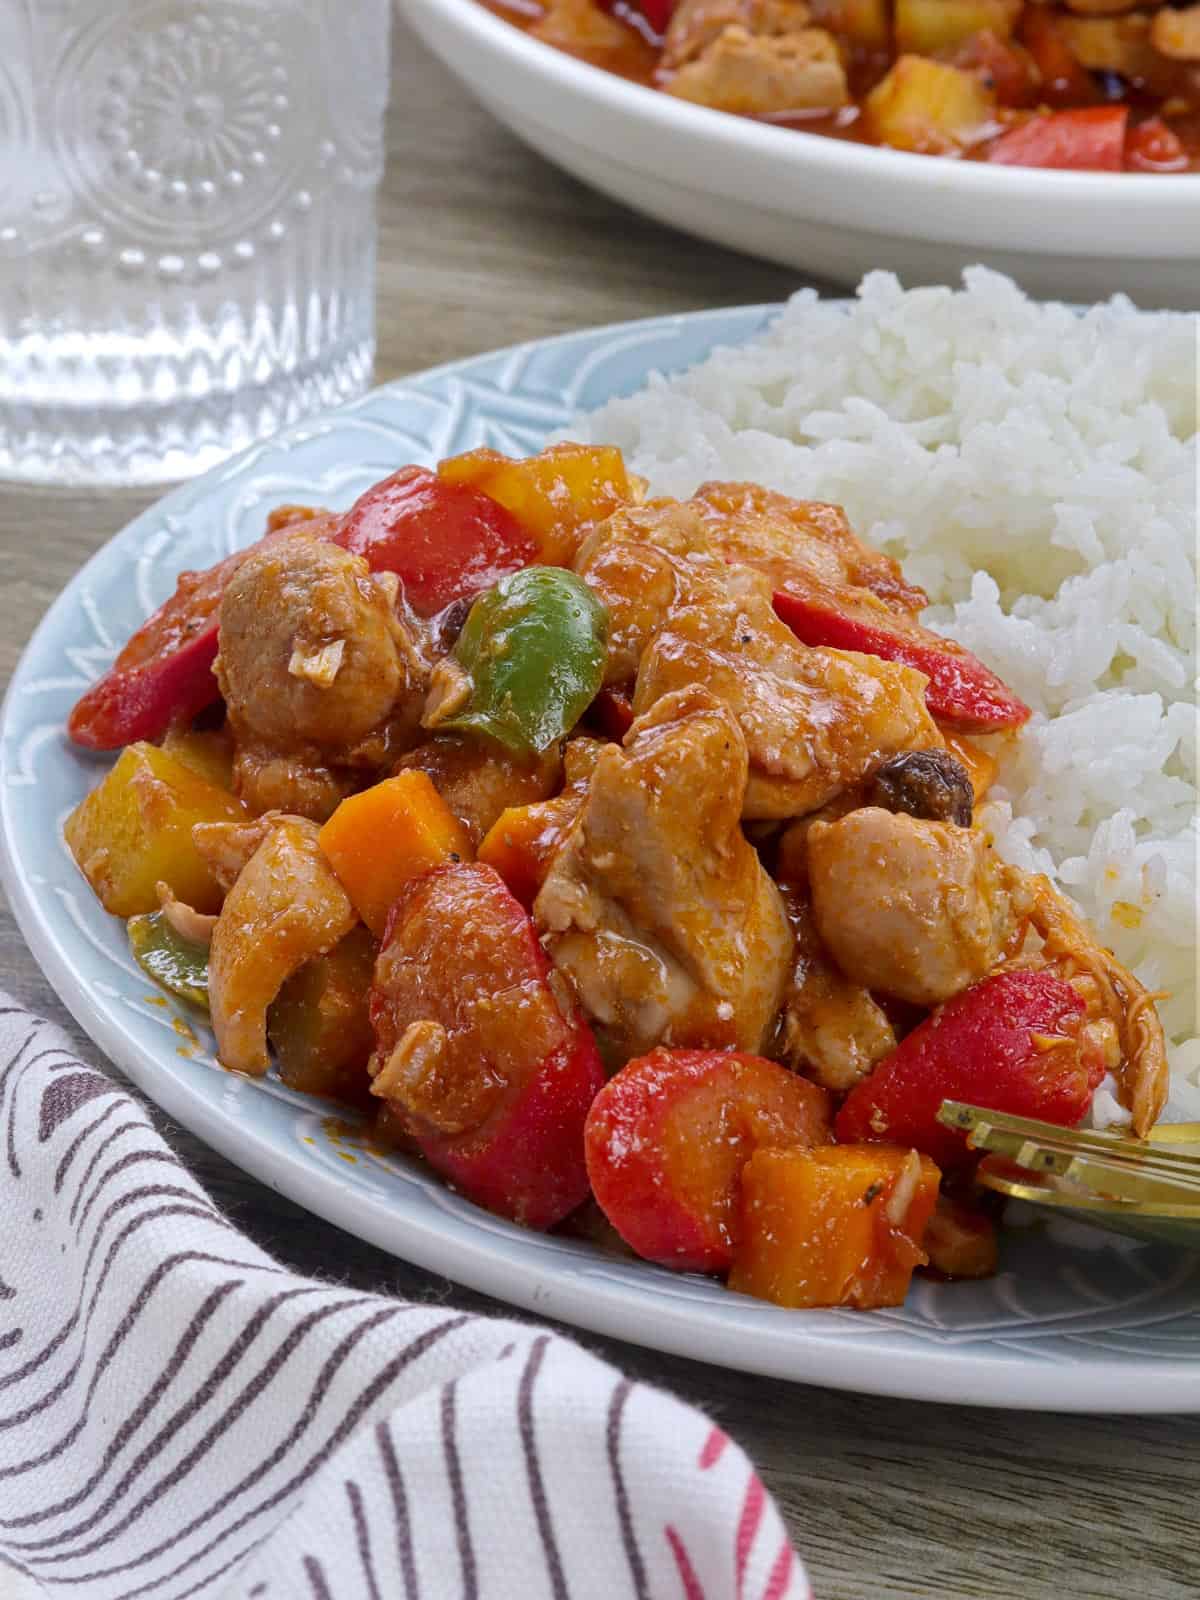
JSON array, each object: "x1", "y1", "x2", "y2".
[{"x1": 4, "y1": 304, "x2": 1199, "y2": 1412}]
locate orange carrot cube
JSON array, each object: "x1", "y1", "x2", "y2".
[
  {"x1": 318, "y1": 771, "x2": 473, "y2": 937},
  {"x1": 729, "y1": 1144, "x2": 940, "y2": 1310},
  {"x1": 477, "y1": 795, "x2": 578, "y2": 908}
]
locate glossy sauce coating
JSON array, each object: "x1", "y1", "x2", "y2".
[{"x1": 481, "y1": 0, "x2": 1200, "y2": 168}]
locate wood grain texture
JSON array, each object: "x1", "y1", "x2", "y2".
[{"x1": 1, "y1": 19, "x2": 1198, "y2": 1600}]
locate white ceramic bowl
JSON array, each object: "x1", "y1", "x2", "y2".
[{"x1": 398, "y1": 0, "x2": 1200, "y2": 308}]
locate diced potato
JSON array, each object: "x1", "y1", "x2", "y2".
[
  {"x1": 863, "y1": 55, "x2": 996, "y2": 152},
  {"x1": 268, "y1": 924, "x2": 378, "y2": 1103},
  {"x1": 1152, "y1": 4, "x2": 1200, "y2": 62},
  {"x1": 160, "y1": 724, "x2": 235, "y2": 792},
  {"x1": 895, "y1": 0, "x2": 1020, "y2": 54},
  {"x1": 438, "y1": 444, "x2": 634, "y2": 566},
  {"x1": 318, "y1": 771, "x2": 474, "y2": 938},
  {"x1": 64, "y1": 742, "x2": 247, "y2": 918},
  {"x1": 729, "y1": 1144, "x2": 941, "y2": 1309}
]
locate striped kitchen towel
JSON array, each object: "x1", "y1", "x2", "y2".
[{"x1": 0, "y1": 998, "x2": 807, "y2": 1600}]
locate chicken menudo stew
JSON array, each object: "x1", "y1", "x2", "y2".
[
  {"x1": 65, "y1": 444, "x2": 1169, "y2": 1309},
  {"x1": 483, "y1": 0, "x2": 1200, "y2": 170}
]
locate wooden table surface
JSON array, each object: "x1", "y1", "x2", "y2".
[{"x1": 2, "y1": 19, "x2": 1198, "y2": 1600}]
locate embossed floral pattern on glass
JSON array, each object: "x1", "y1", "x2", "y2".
[{"x1": 0, "y1": 0, "x2": 390, "y2": 485}]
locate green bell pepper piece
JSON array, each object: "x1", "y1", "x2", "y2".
[
  {"x1": 128, "y1": 911, "x2": 210, "y2": 1010},
  {"x1": 444, "y1": 566, "x2": 608, "y2": 755}
]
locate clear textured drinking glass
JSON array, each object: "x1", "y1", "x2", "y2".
[{"x1": 0, "y1": 0, "x2": 390, "y2": 486}]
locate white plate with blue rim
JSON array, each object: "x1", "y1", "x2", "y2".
[{"x1": 4, "y1": 306, "x2": 1199, "y2": 1413}]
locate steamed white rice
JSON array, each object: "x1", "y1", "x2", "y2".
[{"x1": 570, "y1": 269, "x2": 1199, "y2": 1117}]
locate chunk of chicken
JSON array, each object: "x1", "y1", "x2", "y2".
[
  {"x1": 1000, "y1": 872, "x2": 1169, "y2": 1136},
  {"x1": 219, "y1": 535, "x2": 414, "y2": 749},
  {"x1": 774, "y1": 792, "x2": 865, "y2": 890},
  {"x1": 395, "y1": 735, "x2": 562, "y2": 846},
  {"x1": 804, "y1": 808, "x2": 1169, "y2": 1132},
  {"x1": 663, "y1": 22, "x2": 850, "y2": 111},
  {"x1": 774, "y1": 888, "x2": 897, "y2": 1091},
  {"x1": 662, "y1": 0, "x2": 815, "y2": 68},
  {"x1": 633, "y1": 593, "x2": 943, "y2": 819},
  {"x1": 191, "y1": 814, "x2": 277, "y2": 893},
  {"x1": 208, "y1": 816, "x2": 358, "y2": 1076},
  {"x1": 534, "y1": 686, "x2": 793, "y2": 1059},
  {"x1": 575, "y1": 500, "x2": 772, "y2": 685},
  {"x1": 575, "y1": 486, "x2": 923, "y2": 688},
  {"x1": 216, "y1": 534, "x2": 426, "y2": 820},
  {"x1": 155, "y1": 881, "x2": 217, "y2": 948},
  {"x1": 1152, "y1": 2, "x2": 1200, "y2": 57},
  {"x1": 687, "y1": 482, "x2": 927, "y2": 614},
  {"x1": 806, "y1": 807, "x2": 1010, "y2": 1006},
  {"x1": 226, "y1": 750, "x2": 353, "y2": 822}
]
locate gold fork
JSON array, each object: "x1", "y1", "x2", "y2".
[{"x1": 936, "y1": 1101, "x2": 1200, "y2": 1249}]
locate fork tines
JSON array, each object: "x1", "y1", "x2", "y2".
[{"x1": 937, "y1": 1101, "x2": 1200, "y2": 1207}]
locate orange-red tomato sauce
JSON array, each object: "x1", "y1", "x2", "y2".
[{"x1": 481, "y1": 0, "x2": 1200, "y2": 171}]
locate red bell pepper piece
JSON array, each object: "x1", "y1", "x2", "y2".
[
  {"x1": 67, "y1": 515, "x2": 346, "y2": 752},
  {"x1": 835, "y1": 969, "x2": 1104, "y2": 1169},
  {"x1": 988, "y1": 107, "x2": 1128, "y2": 172},
  {"x1": 1125, "y1": 117, "x2": 1190, "y2": 173},
  {"x1": 334, "y1": 465, "x2": 538, "y2": 618},
  {"x1": 369, "y1": 862, "x2": 604, "y2": 1228},
  {"x1": 65, "y1": 525, "x2": 309, "y2": 752},
  {"x1": 67, "y1": 623, "x2": 222, "y2": 754},
  {"x1": 634, "y1": 0, "x2": 675, "y2": 35},
  {"x1": 585, "y1": 1048, "x2": 833, "y2": 1273},
  {"x1": 68, "y1": 462, "x2": 537, "y2": 750},
  {"x1": 772, "y1": 586, "x2": 1030, "y2": 732}
]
